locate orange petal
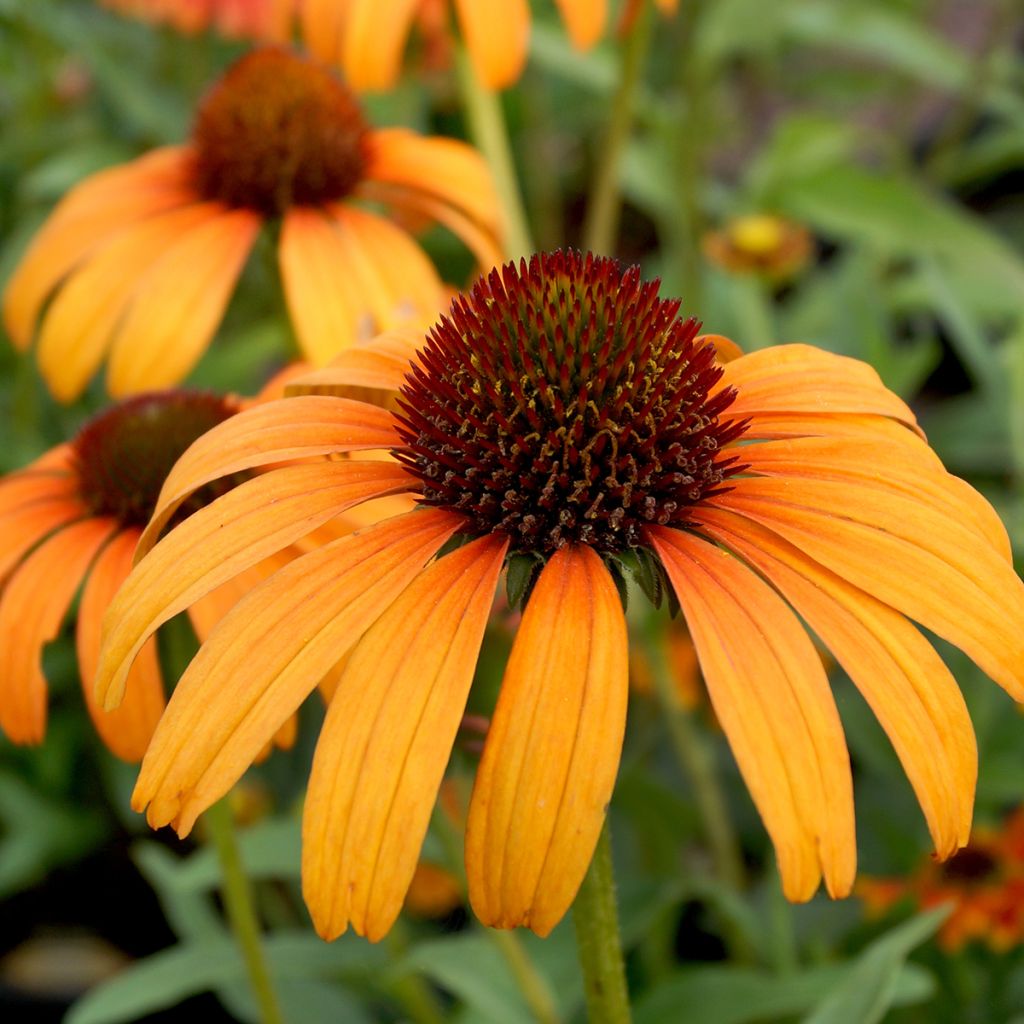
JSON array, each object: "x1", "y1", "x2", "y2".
[
  {"x1": 2, "y1": 148, "x2": 194, "y2": 348},
  {"x1": 740, "y1": 436, "x2": 1012, "y2": 562},
  {"x1": 465, "y1": 545, "x2": 629, "y2": 936},
  {"x1": 697, "y1": 333, "x2": 743, "y2": 364},
  {"x1": 283, "y1": 330, "x2": 421, "y2": 399},
  {"x1": 330, "y1": 205, "x2": 443, "y2": 328},
  {"x1": 693, "y1": 506, "x2": 976, "y2": 856},
  {"x1": 648, "y1": 526, "x2": 856, "y2": 901},
  {"x1": 140, "y1": 396, "x2": 402, "y2": 552},
  {"x1": 76, "y1": 529, "x2": 165, "y2": 763},
  {"x1": 0, "y1": 466, "x2": 76, "y2": 514},
  {"x1": 0, "y1": 498, "x2": 88, "y2": 584},
  {"x1": 342, "y1": 0, "x2": 419, "y2": 90},
  {"x1": 131, "y1": 508, "x2": 463, "y2": 836},
  {"x1": 712, "y1": 476, "x2": 1024, "y2": 700},
  {"x1": 363, "y1": 129, "x2": 502, "y2": 238},
  {"x1": 453, "y1": 0, "x2": 531, "y2": 88},
  {"x1": 0, "y1": 518, "x2": 116, "y2": 744},
  {"x1": 279, "y1": 207, "x2": 365, "y2": 363},
  {"x1": 554, "y1": 0, "x2": 606, "y2": 48},
  {"x1": 303, "y1": 533, "x2": 507, "y2": 941},
  {"x1": 298, "y1": 0, "x2": 348, "y2": 63},
  {"x1": 99, "y1": 460, "x2": 414, "y2": 709},
  {"x1": 35, "y1": 203, "x2": 221, "y2": 402},
  {"x1": 719, "y1": 344, "x2": 923, "y2": 438},
  {"x1": 106, "y1": 207, "x2": 260, "y2": 395}
]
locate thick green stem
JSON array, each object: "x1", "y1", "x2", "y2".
[
  {"x1": 204, "y1": 799, "x2": 285, "y2": 1024},
  {"x1": 455, "y1": 47, "x2": 534, "y2": 260},
  {"x1": 572, "y1": 822, "x2": 632, "y2": 1024},
  {"x1": 582, "y1": 0, "x2": 654, "y2": 255},
  {"x1": 385, "y1": 925, "x2": 448, "y2": 1024}
]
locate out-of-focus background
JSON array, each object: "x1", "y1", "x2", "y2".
[{"x1": 1, "y1": 1, "x2": 1023, "y2": 1021}]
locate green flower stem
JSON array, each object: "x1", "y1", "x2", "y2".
[
  {"x1": 204, "y1": 799, "x2": 285, "y2": 1024},
  {"x1": 385, "y1": 924, "x2": 448, "y2": 1024},
  {"x1": 455, "y1": 47, "x2": 534, "y2": 260},
  {"x1": 571, "y1": 821, "x2": 632, "y2": 1024},
  {"x1": 582, "y1": 0, "x2": 655, "y2": 255},
  {"x1": 432, "y1": 795, "x2": 561, "y2": 1024}
]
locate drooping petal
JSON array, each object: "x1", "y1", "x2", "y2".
[
  {"x1": 554, "y1": 0, "x2": 606, "y2": 48},
  {"x1": 0, "y1": 498, "x2": 88, "y2": 583},
  {"x1": 0, "y1": 466, "x2": 76, "y2": 515},
  {"x1": 453, "y1": 0, "x2": 531, "y2": 89},
  {"x1": 363, "y1": 129, "x2": 501, "y2": 239},
  {"x1": 35, "y1": 203, "x2": 221, "y2": 402},
  {"x1": 76, "y1": 529, "x2": 164, "y2": 763},
  {"x1": 648, "y1": 526, "x2": 856, "y2": 901},
  {"x1": 740, "y1": 436, "x2": 1012, "y2": 562},
  {"x1": 693, "y1": 506, "x2": 976, "y2": 856},
  {"x1": 712, "y1": 476, "x2": 1024, "y2": 700},
  {"x1": 2, "y1": 148, "x2": 194, "y2": 348},
  {"x1": 283, "y1": 330, "x2": 421, "y2": 399},
  {"x1": 279, "y1": 207, "x2": 365, "y2": 363},
  {"x1": 0, "y1": 518, "x2": 116, "y2": 744},
  {"x1": 718, "y1": 344, "x2": 923, "y2": 438},
  {"x1": 304, "y1": 533, "x2": 507, "y2": 941},
  {"x1": 99, "y1": 460, "x2": 414, "y2": 708},
  {"x1": 298, "y1": 0, "x2": 348, "y2": 64},
  {"x1": 105, "y1": 207, "x2": 260, "y2": 395},
  {"x1": 465, "y1": 545, "x2": 629, "y2": 936},
  {"x1": 131, "y1": 508, "x2": 463, "y2": 836},
  {"x1": 140, "y1": 396, "x2": 402, "y2": 550},
  {"x1": 342, "y1": 0, "x2": 420, "y2": 90}
]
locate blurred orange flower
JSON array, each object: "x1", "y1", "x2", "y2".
[
  {"x1": 102, "y1": 0, "x2": 677, "y2": 90},
  {"x1": 3, "y1": 47, "x2": 501, "y2": 402},
  {"x1": 703, "y1": 214, "x2": 813, "y2": 281},
  {"x1": 860, "y1": 809, "x2": 1024, "y2": 952},
  {"x1": 95, "y1": 251, "x2": 1023, "y2": 941}
]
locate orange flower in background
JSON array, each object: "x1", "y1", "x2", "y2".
[
  {"x1": 630, "y1": 618, "x2": 702, "y2": 710},
  {"x1": 102, "y1": 0, "x2": 677, "y2": 90},
  {"x1": 95, "y1": 250, "x2": 1023, "y2": 942},
  {"x1": 703, "y1": 214, "x2": 813, "y2": 281},
  {"x1": 860, "y1": 810, "x2": 1024, "y2": 952},
  {"x1": 3, "y1": 47, "x2": 501, "y2": 403},
  {"x1": 0, "y1": 388, "x2": 316, "y2": 762}
]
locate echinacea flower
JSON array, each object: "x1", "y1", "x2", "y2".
[
  {"x1": 102, "y1": 0, "x2": 677, "y2": 91},
  {"x1": 703, "y1": 214, "x2": 813, "y2": 281},
  {"x1": 859, "y1": 809, "x2": 1024, "y2": 952},
  {"x1": 0, "y1": 389, "x2": 309, "y2": 762},
  {"x1": 3, "y1": 46, "x2": 501, "y2": 402},
  {"x1": 96, "y1": 250, "x2": 1024, "y2": 941}
]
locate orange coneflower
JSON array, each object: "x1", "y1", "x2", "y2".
[
  {"x1": 860, "y1": 809, "x2": 1024, "y2": 952},
  {"x1": 0, "y1": 388, "x2": 315, "y2": 762},
  {"x1": 3, "y1": 46, "x2": 501, "y2": 403},
  {"x1": 96, "y1": 250, "x2": 1024, "y2": 941},
  {"x1": 703, "y1": 214, "x2": 813, "y2": 282},
  {"x1": 102, "y1": 0, "x2": 677, "y2": 90}
]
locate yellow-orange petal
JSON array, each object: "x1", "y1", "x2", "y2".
[
  {"x1": 131, "y1": 508, "x2": 463, "y2": 836},
  {"x1": 2, "y1": 148, "x2": 194, "y2": 348},
  {"x1": 76, "y1": 529, "x2": 164, "y2": 763},
  {"x1": 693, "y1": 506, "x2": 976, "y2": 855},
  {"x1": 0, "y1": 467, "x2": 76, "y2": 515},
  {"x1": 554, "y1": 0, "x2": 606, "y2": 49},
  {"x1": 453, "y1": 0, "x2": 531, "y2": 89},
  {"x1": 712, "y1": 476, "x2": 1024, "y2": 701},
  {"x1": 283, "y1": 330, "x2": 421, "y2": 399},
  {"x1": 697, "y1": 333, "x2": 744, "y2": 364},
  {"x1": 279, "y1": 207, "x2": 365, "y2": 364},
  {"x1": 363, "y1": 129, "x2": 501, "y2": 239},
  {"x1": 740, "y1": 436, "x2": 1011, "y2": 563},
  {"x1": 303, "y1": 533, "x2": 507, "y2": 941},
  {"x1": 342, "y1": 0, "x2": 420, "y2": 90},
  {"x1": 35, "y1": 203, "x2": 220, "y2": 402},
  {"x1": 105, "y1": 207, "x2": 260, "y2": 396},
  {"x1": 298, "y1": 0, "x2": 347, "y2": 64},
  {"x1": 649, "y1": 526, "x2": 856, "y2": 901},
  {"x1": 0, "y1": 518, "x2": 116, "y2": 745},
  {"x1": 465, "y1": 545, "x2": 629, "y2": 936},
  {"x1": 0, "y1": 498, "x2": 88, "y2": 584},
  {"x1": 322, "y1": 205, "x2": 443, "y2": 339},
  {"x1": 99, "y1": 460, "x2": 414, "y2": 709},
  {"x1": 719, "y1": 344, "x2": 923, "y2": 438},
  {"x1": 140, "y1": 396, "x2": 402, "y2": 551}
]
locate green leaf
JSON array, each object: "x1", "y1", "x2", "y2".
[
  {"x1": 505, "y1": 552, "x2": 543, "y2": 610},
  {"x1": 172, "y1": 818, "x2": 303, "y2": 890},
  {"x1": 802, "y1": 907, "x2": 948, "y2": 1024}
]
